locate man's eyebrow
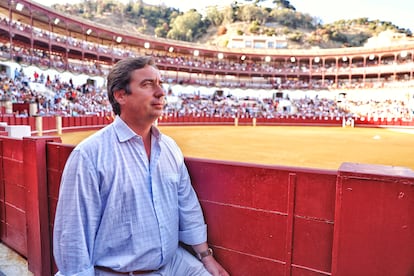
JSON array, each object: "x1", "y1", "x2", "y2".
[{"x1": 139, "y1": 78, "x2": 164, "y2": 84}]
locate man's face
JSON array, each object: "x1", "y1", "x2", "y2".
[{"x1": 116, "y1": 65, "x2": 166, "y2": 123}]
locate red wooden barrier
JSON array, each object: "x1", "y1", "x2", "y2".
[
  {"x1": 0, "y1": 138, "x2": 26, "y2": 256},
  {"x1": 42, "y1": 117, "x2": 56, "y2": 131},
  {"x1": 92, "y1": 116, "x2": 98, "y2": 125},
  {"x1": 85, "y1": 116, "x2": 92, "y2": 126},
  {"x1": 8, "y1": 116, "x2": 16, "y2": 126},
  {"x1": 46, "y1": 142, "x2": 74, "y2": 274},
  {"x1": 79, "y1": 116, "x2": 86, "y2": 126},
  {"x1": 62, "y1": 117, "x2": 69, "y2": 128},
  {"x1": 74, "y1": 116, "x2": 81, "y2": 127},
  {"x1": 23, "y1": 136, "x2": 61, "y2": 276},
  {"x1": 187, "y1": 159, "x2": 337, "y2": 275},
  {"x1": 332, "y1": 163, "x2": 414, "y2": 276},
  {"x1": 29, "y1": 117, "x2": 36, "y2": 131}
]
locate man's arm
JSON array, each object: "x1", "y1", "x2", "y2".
[{"x1": 53, "y1": 150, "x2": 100, "y2": 276}]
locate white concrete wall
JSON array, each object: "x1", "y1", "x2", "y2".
[{"x1": 5, "y1": 125, "x2": 31, "y2": 139}]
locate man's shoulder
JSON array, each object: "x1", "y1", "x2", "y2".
[
  {"x1": 159, "y1": 133, "x2": 184, "y2": 161},
  {"x1": 76, "y1": 124, "x2": 115, "y2": 150},
  {"x1": 159, "y1": 132, "x2": 179, "y2": 147}
]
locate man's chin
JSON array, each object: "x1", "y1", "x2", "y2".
[{"x1": 152, "y1": 111, "x2": 163, "y2": 120}]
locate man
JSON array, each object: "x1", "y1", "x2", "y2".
[{"x1": 53, "y1": 56, "x2": 229, "y2": 276}]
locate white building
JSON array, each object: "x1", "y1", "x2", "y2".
[{"x1": 228, "y1": 35, "x2": 288, "y2": 49}]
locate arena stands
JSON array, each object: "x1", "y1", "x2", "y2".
[{"x1": 1, "y1": 61, "x2": 413, "y2": 126}]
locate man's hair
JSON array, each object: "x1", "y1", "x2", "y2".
[{"x1": 107, "y1": 56, "x2": 157, "y2": 115}]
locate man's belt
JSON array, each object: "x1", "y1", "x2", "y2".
[{"x1": 95, "y1": 265, "x2": 158, "y2": 275}]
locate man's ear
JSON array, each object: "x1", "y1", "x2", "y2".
[{"x1": 113, "y1": 89, "x2": 126, "y2": 104}]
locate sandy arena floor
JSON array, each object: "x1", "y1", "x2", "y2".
[{"x1": 58, "y1": 125, "x2": 414, "y2": 170}]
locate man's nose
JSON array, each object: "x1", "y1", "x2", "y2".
[{"x1": 155, "y1": 84, "x2": 166, "y2": 97}]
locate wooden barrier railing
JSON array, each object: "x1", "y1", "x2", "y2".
[
  {"x1": 0, "y1": 136, "x2": 412, "y2": 276},
  {"x1": 1, "y1": 114, "x2": 414, "y2": 134}
]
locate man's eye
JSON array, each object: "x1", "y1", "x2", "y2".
[{"x1": 142, "y1": 81, "x2": 154, "y2": 87}]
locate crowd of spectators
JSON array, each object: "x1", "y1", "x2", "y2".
[
  {"x1": 0, "y1": 67, "x2": 112, "y2": 117},
  {"x1": 0, "y1": 12, "x2": 413, "y2": 121},
  {"x1": 3, "y1": 39, "x2": 413, "y2": 91},
  {"x1": 0, "y1": 65, "x2": 412, "y2": 122},
  {"x1": 2, "y1": 15, "x2": 414, "y2": 92}
]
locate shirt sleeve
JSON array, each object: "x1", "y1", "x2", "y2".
[
  {"x1": 177, "y1": 161, "x2": 208, "y2": 245},
  {"x1": 53, "y1": 149, "x2": 101, "y2": 276}
]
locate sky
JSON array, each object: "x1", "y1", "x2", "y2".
[{"x1": 34, "y1": 0, "x2": 414, "y2": 32}]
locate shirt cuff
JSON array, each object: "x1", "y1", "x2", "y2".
[{"x1": 179, "y1": 223, "x2": 207, "y2": 245}]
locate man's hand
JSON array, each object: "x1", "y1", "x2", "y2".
[{"x1": 202, "y1": 255, "x2": 230, "y2": 276}]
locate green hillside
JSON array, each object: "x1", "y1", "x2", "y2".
[{"x1": 51, "y1": 0, "x2": 412, "y2": 49}]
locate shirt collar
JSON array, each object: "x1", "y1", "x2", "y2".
[{"x1": 113, "y1": 116, "x2": 162, "y2": 142}]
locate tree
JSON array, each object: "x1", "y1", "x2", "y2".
[
  {"x1": 167, "y1": 10, "x2": 204, "y2": 41},
  {"x1": 222, "y1": 6, "x2": 236, "y2": 23},
  {"x1": 272, "y1": 0, "x2": 296, "y2": 10},
  {"x1": 239, "y1": 3, "x2": 266, "y2": 24},
  {"x1": 206, "y1": 6, "x2": 224, "y2": 26},
  {"x1": 245, "y1": 0, "x2": 295, "y2": 10},
  {"x1": 155, "y1": 22, "x2": 169, "y2": 38}
]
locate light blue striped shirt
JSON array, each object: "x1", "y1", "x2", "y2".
[{"x1": 53, "y1": 116, "x2": 207, "y2": 276}]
